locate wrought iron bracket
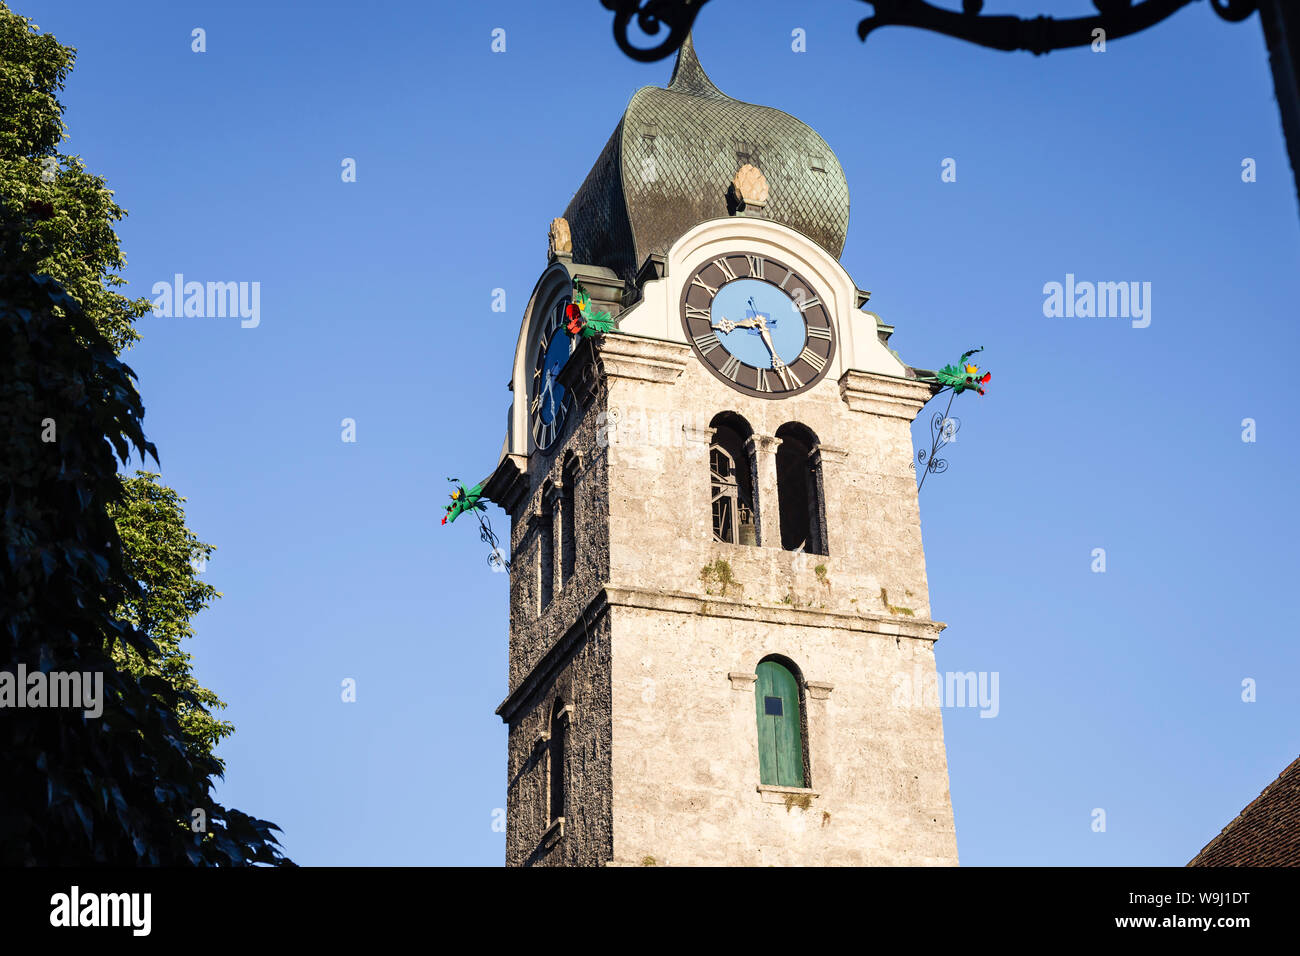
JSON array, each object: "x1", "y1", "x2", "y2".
[
  {"x1": 915, "y1": 390, "x2": 960, "y2": 491},
  {"x1": 856, "y1": 0, "x2": 1257, "y2": 54},
  {"x1": 601, "y1": 0, "x2": 712, "y2": 61}
]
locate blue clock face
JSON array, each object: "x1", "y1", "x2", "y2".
[
  {"x1": 709, "y1": 279, "x2": 806, "y2": 370},
  {"x1": 539, "y1": 334, "x2": 568, "y2": 424},
  {"x1": 680, "y1": 253, "x2": 836, "y2": 397},
  {"x1": 530, "y1": 296, "x2": 572, "y2": 450}
]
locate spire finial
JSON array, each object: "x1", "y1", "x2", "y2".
[{"x1": 666, "y1": 33, "x2": 726, "y2": 98}]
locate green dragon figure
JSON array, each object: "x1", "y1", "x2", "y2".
[
  {"x1": 929, "y1": 347, "x2": 991, "y2": 395},
  {"x1": 442, "y1": 479, "x2": 485, "y2": 526},
  {"x1": 566, "y1": 281, "x2": 615, "y2": 338}
]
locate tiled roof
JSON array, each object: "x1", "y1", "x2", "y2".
[
  {"x1": 563, "y1": 34, "x2": 850, "y2": 284},
  {"x1": 1188, "y1": 755, "x2": 1300, "y2": 866}
]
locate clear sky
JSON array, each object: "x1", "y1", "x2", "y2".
[{"x1": 20, "y1": 0, "x2": 1299, "y2": 865}]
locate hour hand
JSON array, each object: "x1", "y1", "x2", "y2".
[{"x1": 712, "y1": 316, "x2": 759, "y2": 335}]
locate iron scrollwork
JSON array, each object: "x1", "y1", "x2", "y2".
[
  {"x1": 479, "y1": 510, "x2": 511, "y2": 573},
  {"x1": 600, "y1": 0, "x2": 711, "y2": 61},
  {"x1": 916, "y1": 398, "x2": 960, "y2": 491},
  {"x1": 856, "y1": 0, "x2": 1257, "y2": 53},
  {"x1": 596, "y1": 0, "x2": 1260, "y2": 62},
  {"x1": 596, "y1": 0, "x2": 1260, "y2": 63}
]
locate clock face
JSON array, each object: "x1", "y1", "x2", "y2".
[
  {"x1": 530, "y1": 296, "x2": 572, "y2": 451},
  {"x1": 680, "y1": 253, "x2": 835, "y2": 398}
]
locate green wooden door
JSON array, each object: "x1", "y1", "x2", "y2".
[{"x1": 754, "y1": 661, "x2": 806, "y2": 787}]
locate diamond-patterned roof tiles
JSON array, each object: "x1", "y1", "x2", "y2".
[{"x1": 563, "y1": 35, "x2": 850, "y2": 285}]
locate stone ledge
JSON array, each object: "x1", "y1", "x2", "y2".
[
  {"x1": 497, "y1": 591, "x2": 612, "y2": 723},
  {"x1": 728, "y1": 672, "x2": 758, "y2": 690},
  {"x1": 805, "y1": 681, "x2": 834, "y2": 700},
  {"x1": 604, "y1": 584, "x2": 946, "y2": 641},
  {"x1": 496, "y1": 584, "x2": 945, "y2": 723},
  {"x1": 839, "y1": 370, "x2": 935, "y2": 421},
  {"x1": 482, "y1": 452, "x2": 529, "y2": 515},
  {"x1": 597, "y1": 333, "x2": 690, "y2": 385},
  {"x1": 757, "y1": 785, "x2": 820, "y2": 806},
  {"x1": 541, "y1": 817, "x2": 565, "y2": 845}
]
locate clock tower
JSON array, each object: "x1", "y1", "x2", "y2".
[{"x1": 483, "y1": 35, "x2": 959, "y2": 866}]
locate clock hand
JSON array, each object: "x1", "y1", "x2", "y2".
[
  {"x1": 744, "y1": 314, "x2": 785, "y2": 368},
  {"x1": 536, "y1": 368, "x2": 556, "y2": 417},
  {"x1": 742, "y1": 298, "x2": 777, "y2": 329},
  {"x1": 712, "y1": 316, "x2": 761, "y2": 335},
  {"x1": 757, "y1": 325, "x2": 784, "y2": 369}
]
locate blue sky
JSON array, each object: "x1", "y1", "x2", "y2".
[{"x1": 21, "y1": 0, "x2": 1299, "y2": 865}]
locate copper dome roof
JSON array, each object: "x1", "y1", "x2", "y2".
[{"x1": 562, "y1": 35, "x2": 851, "y2": 284}]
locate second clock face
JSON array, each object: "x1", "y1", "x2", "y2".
[
  {"x1": 680, "y1": 253, "x2": 835, "y2": 398},
  {"x1": 530, "y1": 295, "x2": 572, "y2": 451}
]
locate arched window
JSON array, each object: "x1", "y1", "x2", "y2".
[
  {"x1": 548, "y1": 699, "x2": 567, "y2": 823},
  {"x1": 775, "y1": 422, "x2": 826, "y2": 555},
  {"x1": 709, "y1": 412, "x2": 757, "y2": 545},
  {"x1": 754, "y1": 658, "x2": 808, "y2": 787},
  {"x1": 539, "y1": 482, "x2": 554, "y2": 611}
]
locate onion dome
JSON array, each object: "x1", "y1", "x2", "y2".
[{"x1": 562, "y1": 34, "x2": 850, "y2": 284}]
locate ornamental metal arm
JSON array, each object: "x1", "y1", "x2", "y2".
[
  {"x1": 856, "y1": 0, "x2": 1257, "y2": 55},
  {"x1": 601, "y1": 0, "x2": 712, "y2": 61}
]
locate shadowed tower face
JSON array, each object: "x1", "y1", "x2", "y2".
[{"x1": 484, "y1": 35, "x2": 959, "y2": 867}]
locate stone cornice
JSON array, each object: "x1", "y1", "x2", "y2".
[
  {"x1": 597, "y1": 334, "x2": 689, "y2": 385},
  {"x1": 495, "y1": 583, "x2": 945, "y2": 724},
  {"x1": 482, "y1": 452, "x2": 529, "y2": 516},
  {"x1": 497, "y1": 589, "x2": 612, "y2": 724},
  {"x1": 839, "y1": 370, "x2": 936, "y2": 422},
  {"x1": 604, "y1": 584, "x2": 946, "y2": 640}
]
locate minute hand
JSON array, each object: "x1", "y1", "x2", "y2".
[{"x1": 757, "y1": 325, "x2": 784, "y2": 370}]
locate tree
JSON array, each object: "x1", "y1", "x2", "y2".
[
  {"x1": 0, "y1": 244, "x2": 287, "y2": 864},
  {"x1": 1, "y1": 3, "x2": 242, "y2": 778},
  {"x1": 107, "y1": 473, "x2": 235, "y2": 769},
  {"x1": 0, "y1": 3, "x2": 148, "y2": 354},
  {"x1": 0, "y1": 2, "x2": 287, "y2": 863}
]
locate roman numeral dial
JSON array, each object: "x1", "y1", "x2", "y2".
[
  {"x1": 529, "y1": 296, "x2": 573, "y2": 452},
  {"x1": 679, "y1": 252, "x2": 836, "y2": 399}
]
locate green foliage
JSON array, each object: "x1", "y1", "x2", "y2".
[
  {"x1": 0, "y1": 258, "x2": 288, "y2": 864},
  {"x1": 700, "y1": 559, "x2": 741, "y2": 597},
  {"x1": 0, "y1": 2, "x2": 149, "y2": 353},
  {"x1": 107, "y1": 473, "x2": 234, "y2": 769},
  {"x1": 3, "y1": 2, "x2": 231, "y2": 766},
  {"x1": 0, "y1": 6, "x2": 288, "y2": 864},
  {"x1": 879, "y1": 588, "x2": 915, "y2": 617},
  {"x1": 783, "y1": 792, "x2": 813, "y2": 813}
]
